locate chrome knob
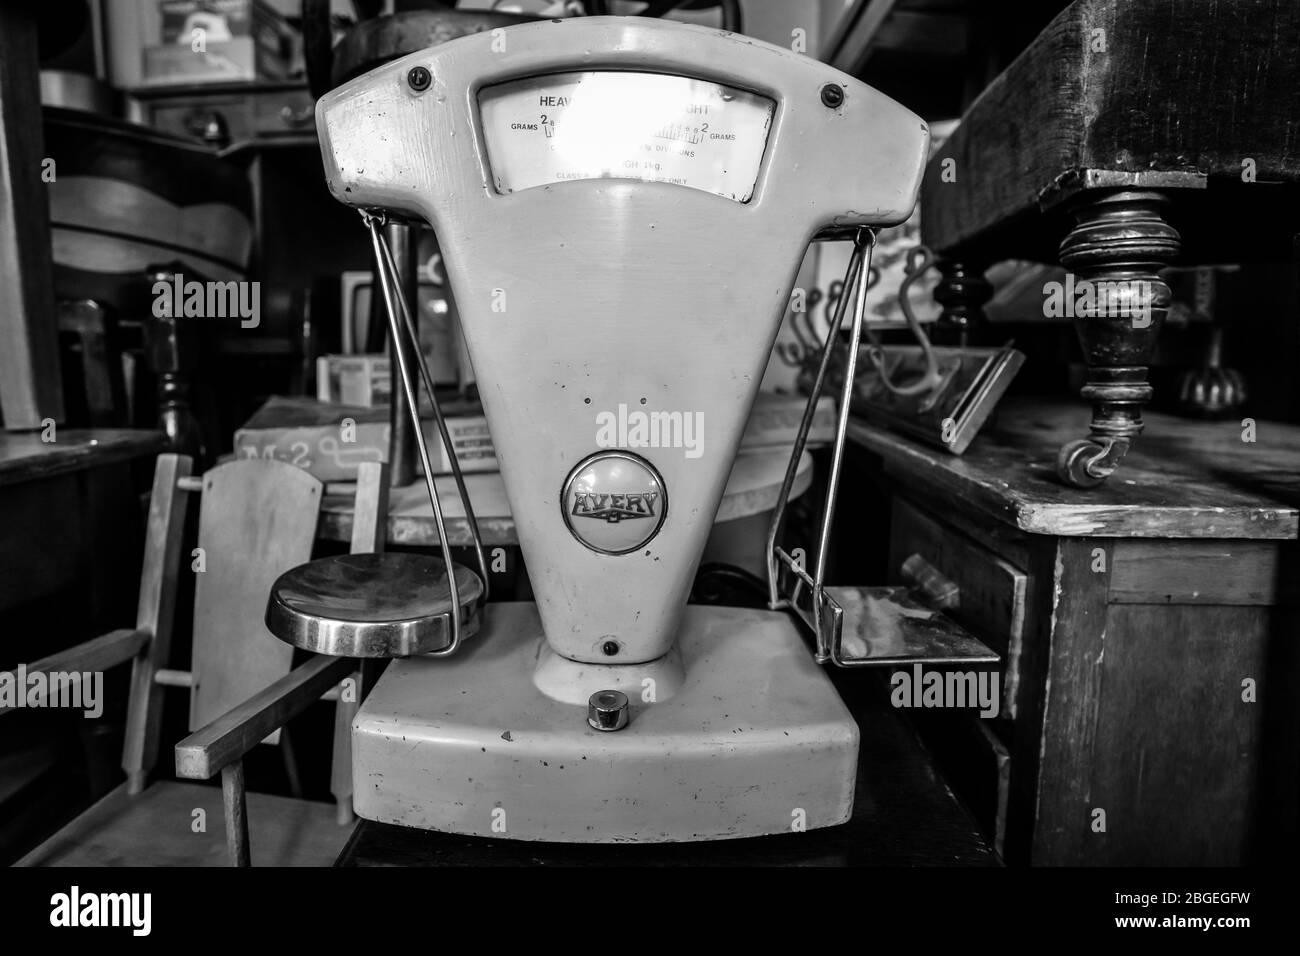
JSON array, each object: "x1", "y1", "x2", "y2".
[{"x1": 587, "y1": 690, "x2": 629, "y2": 732}]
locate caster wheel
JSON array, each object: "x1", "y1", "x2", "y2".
[{"x1": 1056, "y1": 438, "x2": 1108, "y2": 489}]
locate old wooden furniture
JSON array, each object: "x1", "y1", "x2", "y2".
[
  {"x1": 0, "y1": 428, "x2": 162, "y2": 855},
  {"x1": 849, "y1": 399, "x2": 1300, "y2": 865},
  {"x1": 922, "y1": 0, "x2": 1300, "y2": 486},
  {"x1": 14, "y1": 457, "x2": 386, "y2": 867},
  {"x1": 0, "y1": 430, "x2": 162, "y2": 625}
]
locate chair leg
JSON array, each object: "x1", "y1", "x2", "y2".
[
  {"x1": 1055, "y1": 189, "x2": 1181, "y2": 487},
  {"x1": 331, "y1": 671, "x2": 360, "y2": 826},
  {"x1": 222, "y1": 760, "x2": 251, "y2": 867},
  {"x1": 280, "y1": 724, "x2": 304, "y2": 799}
]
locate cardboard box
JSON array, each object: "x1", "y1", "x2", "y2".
[
  {"x1": 141, "y1": 0, "x2": 295, "y2": 86},
  {"x1": 159, "y1": 0, "x2": 259, "y2": 43},
  {"x1": 743, "y1": 392, "x2": 837, "y2": 448},
  {"x1": 316, "y1": 355, "x2": 391, "y2": 407},
  {"x1": 234, "y1": 392, "x2": 833, "y2": 485},
  {"x1": 315, "y1": 354, "x2": 461, "y2": 412},
  {"x1": 234, "y1": 396, "x2": 496, "y2": 482}
]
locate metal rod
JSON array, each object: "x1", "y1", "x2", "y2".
[
  {"x1": 764, "y1": 237, "x2": 866, "y2": 608},
  {"x1": 375, "y1": 231, "x2": 491, "y2": 603},
  {"x1": 812, "y1": 229, "x2": 875, "y2": 640},
  {"x1": 384, "y1": 223, "x2": 418, "y2": 486},
  {"x1": 365, "y1": 214, "x2": 465, "y2": 655}
]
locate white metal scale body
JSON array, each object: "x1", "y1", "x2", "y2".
[{"x1": 318, "y1": 17, "x2": 928, "y2": 842}]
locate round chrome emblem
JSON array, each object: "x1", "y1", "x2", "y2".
[{"x1": 561, "y1": 451, "x2": 668, "y2": 555}]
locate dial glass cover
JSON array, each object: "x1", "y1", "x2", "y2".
[{"x1": 478, "y1": 71, "x2": 775, "y2": 203}]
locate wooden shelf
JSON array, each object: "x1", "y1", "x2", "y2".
[
  {"x1": 0, "y1": 429, "x2": 165, "y2": 488},
  {"x1": 850, "y1": 398, "x2": 1300, "y2": 539}
]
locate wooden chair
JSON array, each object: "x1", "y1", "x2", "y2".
[{"x1": 14, "y1": 454, "x2": 388, "y2": 866}]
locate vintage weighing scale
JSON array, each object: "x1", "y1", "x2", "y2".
[{"x1": 266, "y1": 16, "x2": 995, "y2": 843}]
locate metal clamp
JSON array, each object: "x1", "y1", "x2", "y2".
[{"x1": 764, "y1": 234, "x2": 999, "y2": 669}]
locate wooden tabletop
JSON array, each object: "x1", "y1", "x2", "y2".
[
  {"x1": 318, "y1": 448, "x2": 813, "y2": 546},
  {"x1": 335, "y1": 672, "x2": 997, "y2": 867},
  {"x1": 849, "y1": 399, "x2": 1300, "y2": 539},
  {"x1": 0, "y1": 429, "x2": 165, "y2": 488}
]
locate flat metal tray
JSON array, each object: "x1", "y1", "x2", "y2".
[{"x1": 266, "y1": 552, "x2": 482, "y2": 658}]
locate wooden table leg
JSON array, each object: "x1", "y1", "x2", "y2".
[
  {"x1": 1055, "y1": 189, "x2": 1181, "y2": 488},
  {"x1": 933, "y1": 256, "x2": 992, "y2": 346}
]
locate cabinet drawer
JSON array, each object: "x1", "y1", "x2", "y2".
[
  {"x1": 910, "y1": 711, "x2": 1011, "y2": 858},
  {"x1": 889, "y1": 497, "x2": 1027, "y2": 717},
  {"x1": 150, "y1": 98, "x2": 253, "y2": 144},
  {"x1": 145, "y1": 87, "x2": 314, "y2": 146}
]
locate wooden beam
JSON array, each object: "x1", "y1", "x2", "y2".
[
  {"x1": 0, "y1": 628, "x2": 149, "y2": 716},
  {"x1": 174, "y1": 654, "x2": 356, "y2": 780},
  {"x1": 123, "y1": 454, "x2": 192, "y2": 792},
  {"x1": 350, "y1": 460, "x2": 389, "y2": 554},
  {"x1": 26, "y1": 626, "x2": 149, "y2": 673},
  {"x1": 0, "y1": 2, "x2": 64, "y2": 429},
  {"x1": 222, "y1": 761, "x2": 251, "y2": 867}
]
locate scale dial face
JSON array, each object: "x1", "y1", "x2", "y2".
[{"x1": 478, "y1": 70, "x2": 775, "y2": 202}]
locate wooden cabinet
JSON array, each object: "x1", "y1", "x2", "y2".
[
  {"x1": 128, "y1": 81, "x2": 315, "y2": 148},
  {"x1": 890, "y1": 498, "x2": 1027, "y2": 717},
  {"x1": 850, "y1": 400, "x2": 1300, "y2": 865},
  {"x1": 0, "y1": 429, "x2": 164, "y2": 858},
  {"x1": 0, "y1": 430, "x2": 163, "y2": 630}
]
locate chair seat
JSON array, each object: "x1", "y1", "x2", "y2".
[
  {"x1": 266, "y1": 552, "x2": 482, "y2": 657},
  {"x1": 16, "y1": 781, "x2": 351, "y2": 867}
]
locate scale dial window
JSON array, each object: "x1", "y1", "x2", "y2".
[{"x1": 478, "y1": 71, "x2": 774, "y2": 203}]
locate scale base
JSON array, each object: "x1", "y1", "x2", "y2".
[{"x1": 352, "y1": 602, "x2": 859, "y2": 843}]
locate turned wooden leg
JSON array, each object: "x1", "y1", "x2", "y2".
[
  {"x1": 1055, "y1": 190, "x2": 1181, "y2": 488},
  {"x1": 933, "y1": 257, "x2": 992, "y2": 345},
  {"x1": 147, "y1": 270, "x2": 208, "y2": 466}
]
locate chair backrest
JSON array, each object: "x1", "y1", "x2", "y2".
[
  {"x1": 188, "y1": 458, "x2": 322, "y2": 735},
  {"x1": 121, "y1": 453, "x2": 387, "y2": 791}
]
